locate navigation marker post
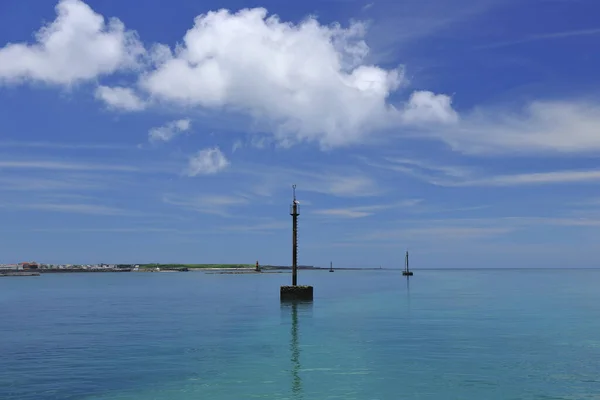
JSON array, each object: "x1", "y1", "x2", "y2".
[{"x1": 280, "y1": 185, "x2": 313, "y2": 302}]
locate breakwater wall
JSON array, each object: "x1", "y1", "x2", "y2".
[
  {"x1": 0, "y1": 271, "x2": 40, "y2": 277},
  {"x1": 40, "y1": 268, "x2": 132, "y2": 273},
  {"x1": 261, "y1": 265, "x2": 314, "y2": 270}
]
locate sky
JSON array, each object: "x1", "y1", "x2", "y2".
[{"x1": 0, "y1": 0, "x2": 599, "y2": 268}]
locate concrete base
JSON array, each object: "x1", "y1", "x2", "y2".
[{"x1": 280, "y1": 285, "x2": 314, "y2": 302}]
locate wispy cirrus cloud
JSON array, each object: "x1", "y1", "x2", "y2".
[
  {"x1": 162, "y1": 194, "x2": 248, "y2": 217},
  {"x1": 453, "y1": 169, "x2": 600, "y2": 187},
  {"x1": 219, "y1": 220, "x2": 288, "y2": 233},
  {"x1": 364, "y1": 0, "x2": 507, "y2": 62},
  {"x1": 0, "y1": 141, "x2": 131, "y2": 150},
  {"x1": 361, "y1": 226, "x2": 513, "y2": 241},
  {"x1": 0, "y1": 175, "x2": 106, "y2": 191},
  {"x1": 0, "y1": 159, "x2": 177, "y2": 176},
  {"x1": 0, "y1": 202, "x2": 137, "y2": 216},
  {"x1": 569, "y1": 197, "x2": 600, "y2": 207},
  {"x1": 362, "y1": 156, "x2": 474, "y2": 184},
  {"x1": 0, "y1": 160, "x2": 141, "y2": 172},
  {"x1": 365, "y1": 157, "x2": 600, "y2": 187},
  {"x1": 350, "y1": 215, "x2": 600, "y2": 245},
  {"x1": 29, "y1": 227, "x2": 180, "y2": 233},
  {"x1": 476, "y1": 28, "x2": 600, "y2": 50},
  {"x1": 312, "y1": 199, "x2": 421, "y2": 218},
  {"x1": 422, "y1": 100, "x2": 600, "y2": 156},
  {"x1": 239, "y1": 163, "x2": 383, "y2": 198}
]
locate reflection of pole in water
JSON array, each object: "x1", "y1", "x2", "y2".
[
  {"x1": 406, "y1": 275, "x2": 411, "y2": 310},
  {"x1": 290, "y1": 303, "x2": 302, "y2": 399}
]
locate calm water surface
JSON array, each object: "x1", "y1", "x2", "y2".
[{"x1": 1, "y1": 269, "x2": 600, "y2": 399}]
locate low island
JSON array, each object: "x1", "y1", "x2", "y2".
[{"x1": 1, "y1": 262, "x2": 318, "y2": 275}]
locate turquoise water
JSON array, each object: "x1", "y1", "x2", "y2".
[{"x1": 1, "y1": 269, "x2": 600, "y2": 399}]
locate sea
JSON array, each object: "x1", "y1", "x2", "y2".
[{"x1": 1, "y1": 268, "x2": 599, "y2": 400}]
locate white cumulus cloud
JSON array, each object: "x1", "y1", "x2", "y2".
[
  {"x1": 0, "y1": 1, "x2": 459, "y2": 149},
  {"x1": 186, "y1": 147, "x2": 230, "y2": 176},
  {"x1": 0, "y1": 0, "x2": 144, "y2": 86},
  {"x1": 148, "y1": 119, "x2": 191, "y2": 143},
  {"x1": 95, "y1": 85, "x2": 146, "y2": 111},
  {"x1": 402, "y1": 91, "x2": 459, "y2": 125},
  {"x1": 4, "y1": 1, "x2": 600, "y2": 157},
  {"x1": 137, "y1": 8, "x2": 454, "y2": 148}
]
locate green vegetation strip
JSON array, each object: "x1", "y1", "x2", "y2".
[{"x1": 138, "y1": 264, "x2": 254, "y2": 269}]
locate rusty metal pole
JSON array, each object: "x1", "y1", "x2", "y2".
[
  {"x1": 280, "y1": 184, "x2": 312, "y2": 302},
  {"x1": 291, "y1": 185, "x2": 299, "y2": 286}
]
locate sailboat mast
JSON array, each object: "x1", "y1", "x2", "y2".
[{"x1": 402, "y1": 250, "x2": 414, "y2": 277}]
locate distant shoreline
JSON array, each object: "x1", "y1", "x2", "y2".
[
  {"x1": 0, "y1": 263, "x2": 390, "y2": 275},
  {"x1": 4, "y1": 265, "x2": 595, "y2": 275},
  {"x1": 138, "y1": 264, "x2": 387, "y2": 271}
]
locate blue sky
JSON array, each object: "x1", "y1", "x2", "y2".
[{"x1": 0, "y1": 0, "x2": 599, "y2": 268}]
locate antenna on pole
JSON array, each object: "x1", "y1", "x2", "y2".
[{"x1": 290, "y1": 184, "x2": 300, "y2": 286}]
